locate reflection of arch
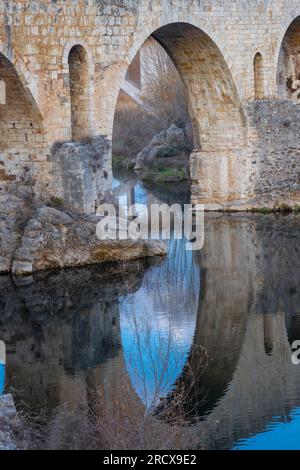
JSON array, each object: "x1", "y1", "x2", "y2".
[
  {"x1": 254, "y1": 52, "x2": 264, "y2": 100},
  {"x1": 0, "y1": 80, "x2": 6, "y2": 104},
  {"x1": 68, "y1": 45, "x2": 92, "y2": 140},
  {"x1": 263, "y1": 315, "x2": 274, "y2": 356},
  {"x1": 0, "y1": 340, "x2": 5, "y2": 364},
  {"x1": 120, "y1": 238, "x2": 200, "y2": 409},
  {"x1": 157, "y1": 266, "x2": 250, "y2": 420},
  {"x1": 0, "y1": 340, "x2": 5, "y2": 395}
]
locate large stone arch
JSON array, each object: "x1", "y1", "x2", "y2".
[
  {"x1": 111, "y1": 17, "x2": 252, "y2": 208},
  {"x1": 276, "y1": 12, "x2": 300, "y2": 101},
  {"x1": 0, "y1": 41, "x2": 41, "y2": 118},
  {"x1": 0, "y1": 49, "x2": 52, "y2": 194}
]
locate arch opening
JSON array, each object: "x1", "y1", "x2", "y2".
[
  {"x1": 112, "y1": 22, "x2": 248, "y2": 206},
  {"x1": 277, "y1": 16, "x2": 300, "y2": 102},
  {"x1": 151, "y1": 23, "x2": 246, "y2": 151},
  {"x1": 254, "y1": 52, "x2": 264, "y2": 100},
  {"x1": 0, "y1": 53, "x2": 49, "y2": 191},
  {"x1": 68, "y1": 45, "x2": 91, "y2": 140}
]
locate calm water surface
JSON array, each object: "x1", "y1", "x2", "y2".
[{"x1": 1, "y1": 174, "x2": 300, "y2": 449}]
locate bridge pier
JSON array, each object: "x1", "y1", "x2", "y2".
[{"x1": 190, "y1": 148, "x2": 254, "y2": 210}]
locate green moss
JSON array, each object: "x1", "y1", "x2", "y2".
[
  {"x1": 112, "y1": 154, "x2": 135, "y2": 170},
  {"x1": 141, "y1": 167, "x2": 188, "y2": 184},
  {"x1": 50, "y1": 196, "x2": 64, "y2": 208}
]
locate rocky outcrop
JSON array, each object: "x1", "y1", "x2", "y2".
[
  {"x1": 10, "y1": 206, "x2": 166, "y2": 276},
  {"x1": 134, "y1": 124, "x2": 192, "y2": 184},
  {"x1": 51, "y1": 136, "x2": 112, "y2": 214},
  {"x1": 0, "y1": 191, "x2": 31, "y2": 274}
]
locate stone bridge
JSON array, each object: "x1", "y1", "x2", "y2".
[{"x1": 1, "y1": 0, "x2": 300, "y2": 211}]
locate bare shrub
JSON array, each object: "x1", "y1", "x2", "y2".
[
  {"x1": 112, "y1": 100, "x2": 162, "y2": 161},
  {"x1": 140, "y1": 39, "x2": 191, "y2": 130}
]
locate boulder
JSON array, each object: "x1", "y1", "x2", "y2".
[
  {"x1": 134, "y1": 123, "x2": 190, "y2": 171},
  {"x1": 11, "y1": 205, "x2": 166, "y2": 276}
]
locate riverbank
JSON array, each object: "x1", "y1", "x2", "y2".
[{"x1": 0, "y1": 189, "x2": 166, "y2": 276}]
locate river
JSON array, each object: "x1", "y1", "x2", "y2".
[{"x1": 1, "y1": 172, "x2": 300, "y2": 450}]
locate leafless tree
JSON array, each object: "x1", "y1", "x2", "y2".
[{"x1": 112, "y1": 39, "x2": 192, "y2": 162}]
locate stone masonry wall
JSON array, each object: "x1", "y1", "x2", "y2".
[{"x1": 246, "y1": 100, "x2": 300, "y2": 206}]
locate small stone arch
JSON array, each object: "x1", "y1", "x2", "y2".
[
  {"x1": 68, "y1": 45, "x2": 92, "y2": 140},
  {"x1": 63, "y1": 40, "x2": 95, "y2": 140},
  {"x1": 254, "y1": 52, "x2": 264, "y2": 100}
]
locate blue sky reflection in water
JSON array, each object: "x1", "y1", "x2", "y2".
[
  {"x1": 120, "y1": 238, "x2": 200, "y2": 409},
  {"x1": 114, "y1": 176, "x2": 199, "y2": 408},
  {"x1": 0, "y1": 364, "x2": 4, "y2": 395},
  {"x1": 233, "y1": 407, "x2": 300, "y2": 450}
]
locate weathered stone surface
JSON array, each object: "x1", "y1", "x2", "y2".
[
  {"x1": 10, "y1": 205, "x2": 166, "y2": 276},
  {"x1": 51, "y1": 136, "x2": 112, "y2": 213},
  {"x1": 0, "y1": 192, "x2": 29, "y2": 273},
  {"x1": 246, "y1": 100, "x2": 300, "y2": 205}
]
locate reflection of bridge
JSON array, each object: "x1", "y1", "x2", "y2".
[
  {"x1": 1, "y1": 1, "x2": 300, "y2": 211},
  {"x1": 1, "y1": 215, "x2": 300, "y2": 448}
]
